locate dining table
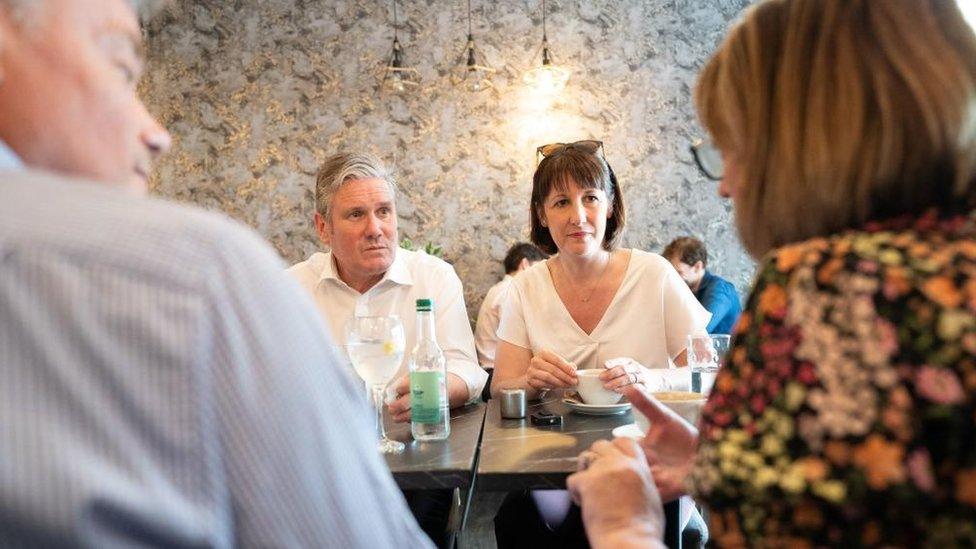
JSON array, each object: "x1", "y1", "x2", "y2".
[
  {"x1": 382, "y1": 401, "x2": 488, "y2": 490},
  {"x1": 379, "y1": 393, "x2": 683, "y2": 548},
  {"x1": 475, "y1": 393, "x2": 683, "y2": 548}
]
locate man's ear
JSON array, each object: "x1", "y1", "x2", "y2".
[
  {"x1": 694, "y1": 260, "x2": 705, "y2": 273},
  {"x1": 314, "y1": 212, "x2": 331, "y2": 248}
]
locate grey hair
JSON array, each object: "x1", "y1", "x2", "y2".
[{"x1": 315, "y1": 152, "x2": 398, "y2": 219}]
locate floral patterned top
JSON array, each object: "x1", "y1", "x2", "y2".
[{"x1": 691, "y1": 211, "x2": 976, "y2": 547}]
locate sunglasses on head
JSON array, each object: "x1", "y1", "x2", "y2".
[
  {"x1": 534, "y1": 139, "x2": 620, "y2": 191},
  {"x1": 536, "y1": 140, "x2": 606, "y2": 162}
]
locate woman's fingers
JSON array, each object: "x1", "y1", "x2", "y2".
[
  {"x1": 530, "y1": 356, "x2": 577, "y2": 386},
  {"x1": 528, "y1": 368, "x2": 573, "y2": 389},
  {"x1": 599, "y1": 365, "x2": 627, "y2": 381},
  {"x1": 537, "y1": 349, "x2": 579, "y2": 379}
]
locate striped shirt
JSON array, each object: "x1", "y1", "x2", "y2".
[{"x1": 0, "y1": 169, "x2": 432, "y2": 548}]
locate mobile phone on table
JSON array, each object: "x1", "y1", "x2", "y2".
[{"x1": 530, "y1": 411, "x2": 563, "y2": 426}]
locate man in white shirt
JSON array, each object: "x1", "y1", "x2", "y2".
[
  {"x1": 474, "y1": 242, "x2": 547, "y2": 371},
  {"x1": 0, "y1": 1, "x2": 431, "y2": 546},
  {"x1": 287, "y1": 152, "x2": 488, "y2": 418}
]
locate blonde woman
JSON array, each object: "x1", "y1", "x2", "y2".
[{"x1": 568, "y1": 0, "x2": 976, "y2": 546}]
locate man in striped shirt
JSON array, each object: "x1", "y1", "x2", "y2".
[{"x1": 0, "y1": 0, "x2": 431, "y2": 546}]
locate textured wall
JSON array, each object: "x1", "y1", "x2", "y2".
[{"x1": 142, "y1": 0, "x2": 755, "y2": 318}]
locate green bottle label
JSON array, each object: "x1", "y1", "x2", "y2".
[{"x1": 410, "y1": 371, "x2": 444, "y2": 424}]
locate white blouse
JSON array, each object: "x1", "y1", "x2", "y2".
[{"x1": 497, "y1": 249, "x2": 711, "y2": 384}]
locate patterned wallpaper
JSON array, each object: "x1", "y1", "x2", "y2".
[{"x1": 142, "y1": 0, "x2": 754, "y2": 318}]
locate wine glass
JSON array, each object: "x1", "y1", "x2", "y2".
[{"x1": 345, "y1": 315, "x2": 406, "y2": 454}]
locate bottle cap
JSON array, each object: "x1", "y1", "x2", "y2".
[{"x1": 416, "y1": 298, "x2": 433, "y2": 311}]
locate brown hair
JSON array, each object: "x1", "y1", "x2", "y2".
[
  {"x1": 529, "y1": 147, "x2": 626, "y2": 255},
  {"x1": 695, "y1": 0, "x2": 976, "y2": 258},
  {"x1": 663, "y1": 237, "x2": 708, "y2": 268}
]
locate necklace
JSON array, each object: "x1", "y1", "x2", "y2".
[{"x1": 558, "y1": 253, "x2": 612, "y2": 303}]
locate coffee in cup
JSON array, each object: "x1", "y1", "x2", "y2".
[{"x1": 576, "y1": 369, "x2": 623, "y2": 405}]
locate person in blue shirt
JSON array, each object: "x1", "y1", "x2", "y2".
[{"x1": 663, "y1": 237, "x2": 741, "y2": 334}]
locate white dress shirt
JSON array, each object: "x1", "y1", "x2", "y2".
[
  {"x1": 497, "y1": 249, "x2": 711, "y2": 389},
  {"x1": 288, "y1": 249, "x2": 488, "y2": 402},
  {"x1": 0, "y1": 170, "x2": 431, "y2": 547},
  {"x1": 474, "y1": 274, "x2": 514, "y2": 370}
]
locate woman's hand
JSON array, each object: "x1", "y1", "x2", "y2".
[
  {"x1": 622, "y1": 385, "x2": 700, "y2": 502},
  {"x1": 525, "y1": 349, "x2": 579, "y2": 392},
  {"x1": 599, "y1": 357, "x2": 658, "y2": 391},
  {"x1": 567, "y1": 437, "x2": 666, "y2": 549}
]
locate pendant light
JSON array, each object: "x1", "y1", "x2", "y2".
[
  {"x1": 451, "y1": 0, "x2": 495, "y2": 92},
  {"x1": 380, "y1": 0, "x2": 420, "y2": 94},
  {"x1": 523, "y1": 0, "x2": 569, "y2": 94}
]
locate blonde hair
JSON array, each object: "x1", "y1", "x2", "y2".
[{"x1": 696, "y1": 0, "x2": 976, "y2": 258}]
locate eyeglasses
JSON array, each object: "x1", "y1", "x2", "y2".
[
  {"x1": 690, "y1": 139, "x2": 723, "y2": 180},
  {"x1": 536, "y1": 140, "x2": 605, "y2": 164}
]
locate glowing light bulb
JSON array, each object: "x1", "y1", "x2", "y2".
[{"x1": 389, "y1": 71, "x2": 406, "y2": 94}]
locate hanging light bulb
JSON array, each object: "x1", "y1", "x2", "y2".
[
  {"x1": 380, "y1": 0, "x2": 420, "y2": 94},
  {"x1": 451, "y1": 0, "x2": 495, "y2": 92},
  {"x1": 523, "y1": 0, "x2": 569, "y2": 94}
]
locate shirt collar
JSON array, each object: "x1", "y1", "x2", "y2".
[
  {"x1": 0, "y1": 140, "x2": 24, "y2": 170},
  {"x1": 317, "y1": 247, "x2": 414, "y2": 289}
]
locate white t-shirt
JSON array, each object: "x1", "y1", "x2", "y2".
[
  {"x1": 497, "y1": 249, "x2": 710, "y2": 387},
  {"x1": 473, "y1": 274, "x2": 514, "y2": 370},
  {"x1": 287, "y1": 248, "x2": 488, "y2": 402}
]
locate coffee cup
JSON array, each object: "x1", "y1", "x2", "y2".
[{"x1": 576, "y1": 369, "x2": 623, "y2": 405}]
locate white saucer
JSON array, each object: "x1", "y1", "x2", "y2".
[
  {"x1": 562, "y1": 397, "x2": 631, "y2": 416},
  {"x1": 611, "y1": 423, "x2": 644, "y2": 439}
]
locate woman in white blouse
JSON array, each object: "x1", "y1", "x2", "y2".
[
  {"x1": 490, "y1": 140, "x2": 710, "y2": 547},
  {"x1": 491, "y1": 141, "x2": 710, "y2": 401}
]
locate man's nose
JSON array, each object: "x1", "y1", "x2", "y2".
[
  {"x1": 364, "y1": 213, "x2": 384, "y2": 235},
  {"x1": 141, "y1": 103, "x2": 172, "y2": 159}
]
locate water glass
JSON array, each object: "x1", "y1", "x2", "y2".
[
  {"x1": 345, "y1": 315, "x2": 406, "y2": 454},
  {"x1": 687, "y1": 334, "x2": 731, "y2": 395}
]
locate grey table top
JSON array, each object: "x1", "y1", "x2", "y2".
[
  {"x1": 476, "y1": 393, "x2": 637, "y2": 491},
  {"x1": 382, "y1": 402, "x2": 488, "y2": 490}
]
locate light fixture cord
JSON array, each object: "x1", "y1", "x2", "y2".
[
  {"x1": 393, "y1": 0, "x2": 399, "y2": 40},
  {"x1": 467, "y1": 0, "x2": 472, "y2": 37},
  {"x1": 542, "y1": 0, "x2": 547, "y2": 41}
]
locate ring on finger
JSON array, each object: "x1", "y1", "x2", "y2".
[{"x1": 629, "y1": 372, "x2": 638, "y2": 385}]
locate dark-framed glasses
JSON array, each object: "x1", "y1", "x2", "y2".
[
  {"x1": 690, "y1": 139, "x2": 723, "y2": 180},
  {"x1": 536, "y1": 140, "x2": 605, "y2": 164}
]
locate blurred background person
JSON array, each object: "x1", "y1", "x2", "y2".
[
  {"x1": 569, "y1": 0, "x2": 976, "y2": 546},
  {"x1": 474, "y1": 242, "x2": 547, "y2": 372},
  {"x1": 663, "y1": 236, "x2": 741, "y2": 334}
]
